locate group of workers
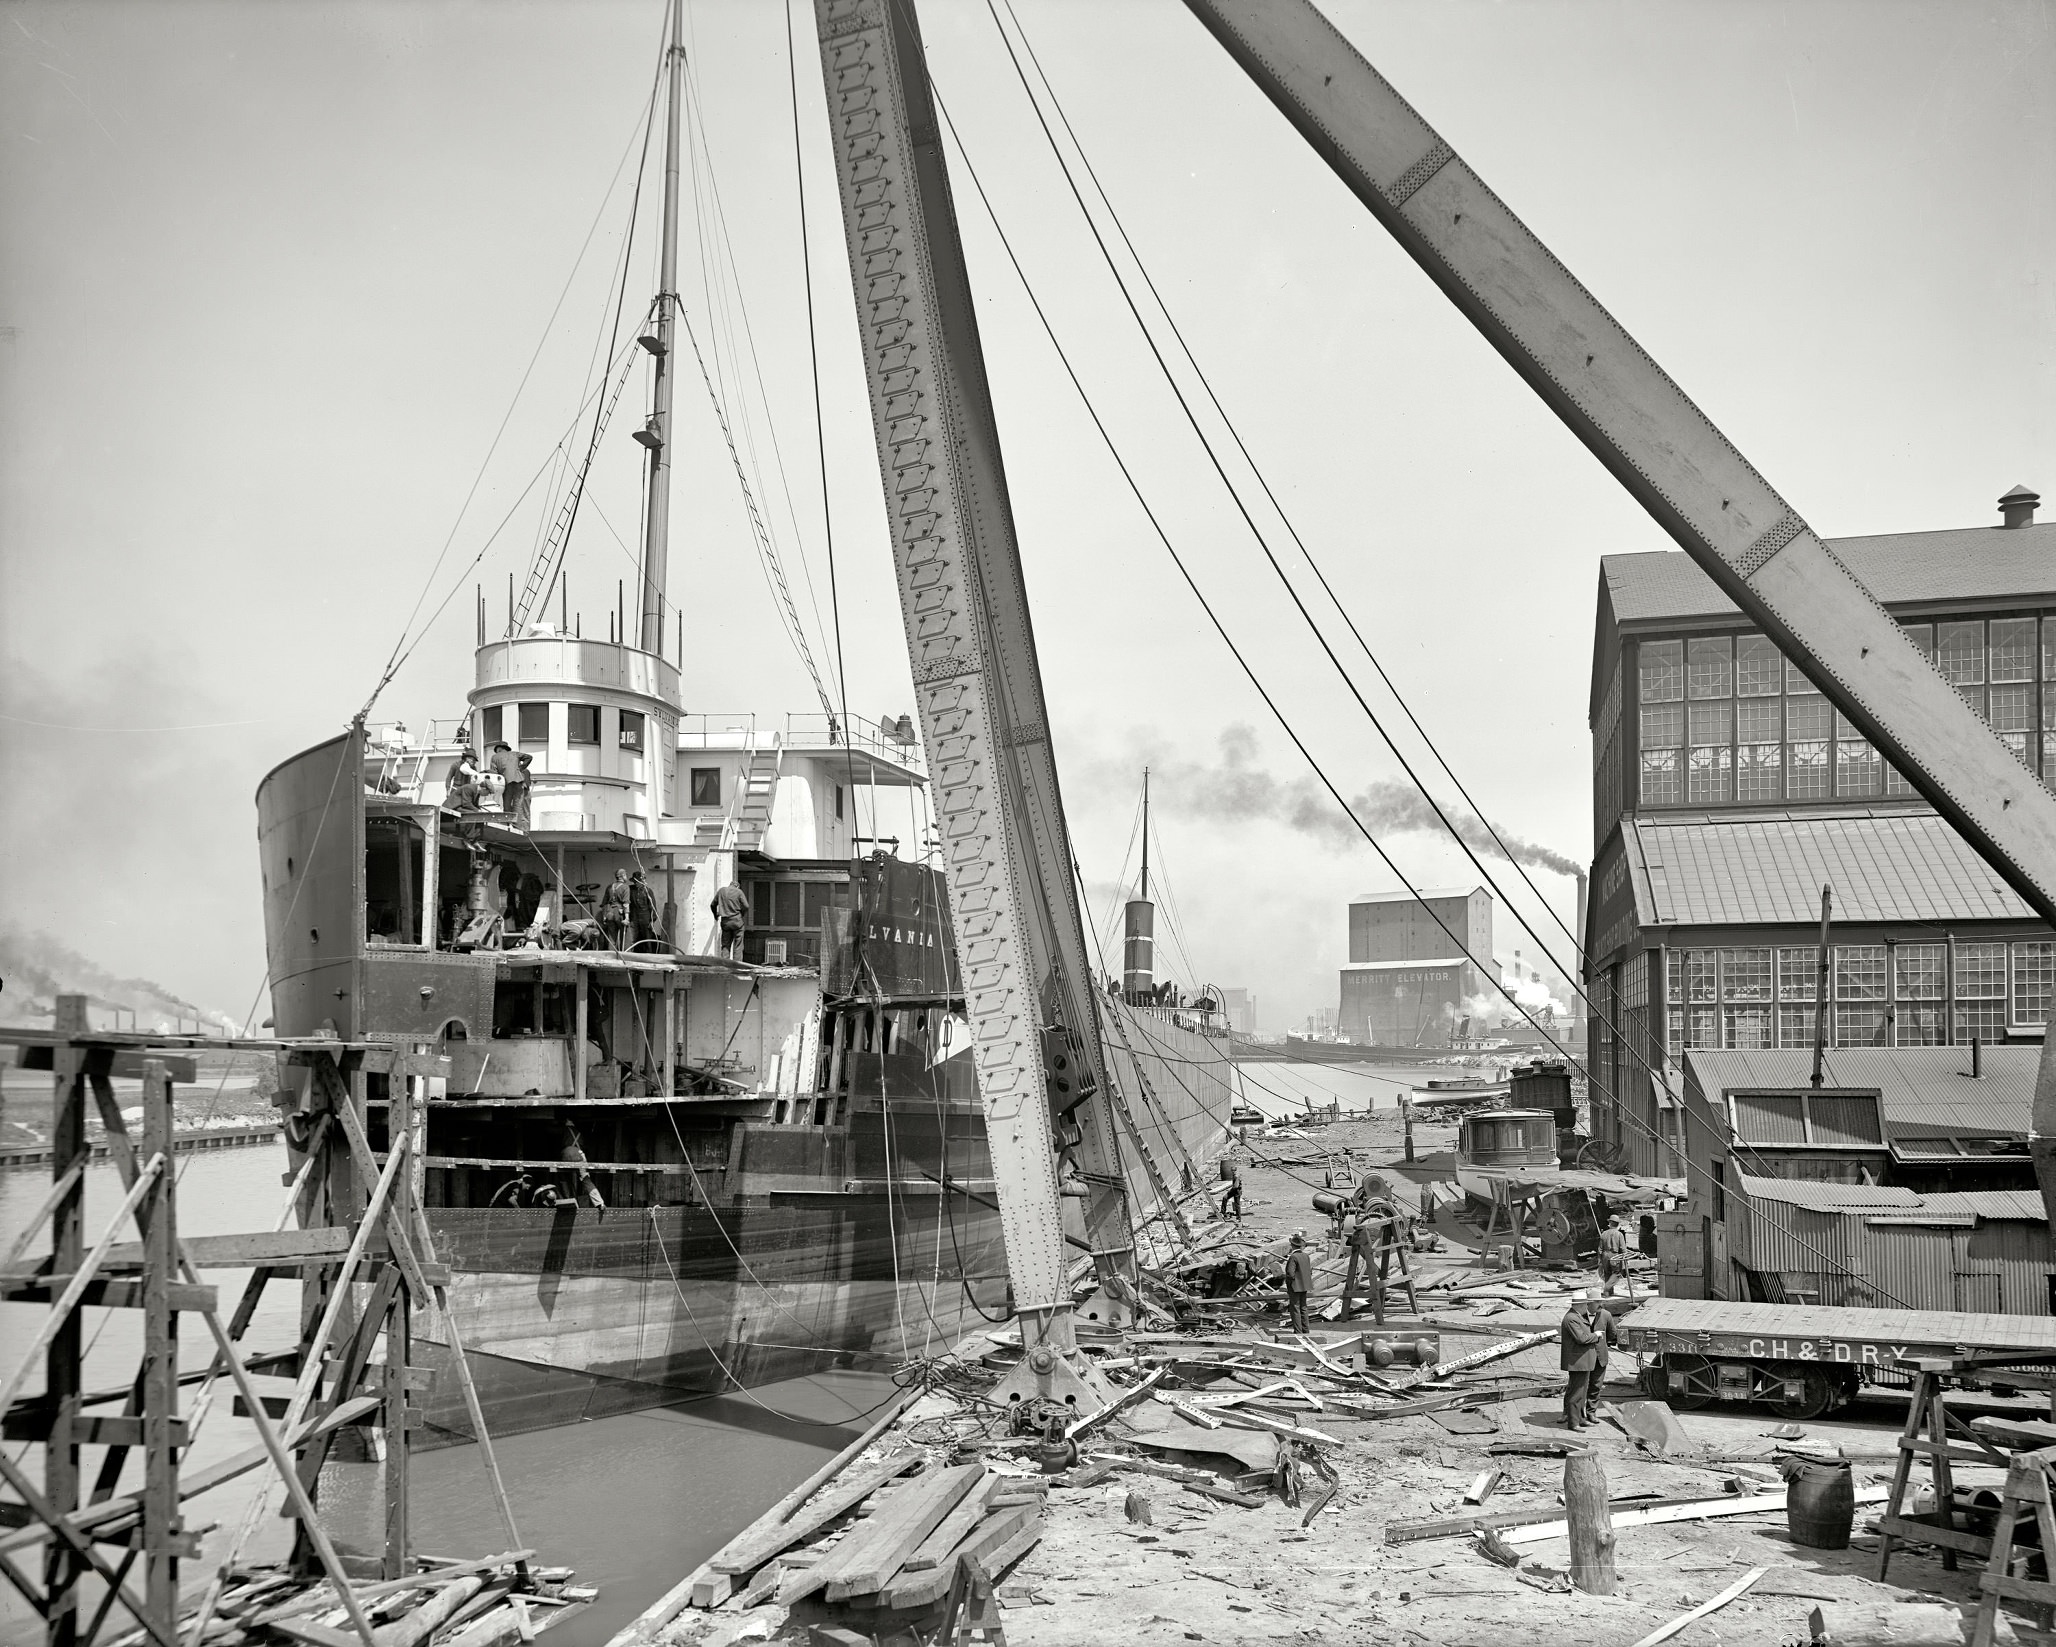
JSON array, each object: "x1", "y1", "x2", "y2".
[{"x1": 445, "y1": 743, "x2": 534, "y2": 828}]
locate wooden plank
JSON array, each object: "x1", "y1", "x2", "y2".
[
  {"x1": 901, "y1": 1475, "x2": 1004, "y2": 1572},
  {"x1": 1627, "y1": 1568, "x2": 1766, "y2": 1647},
  {"x1": 0, "y1": 1275, "x2": 217, "y2": 1312},
  {"x1": 820, "y1": 1463, "x2": 984, "y2": 1601},
  {"x1": 1504, "y1": 1484, "x2": 1890, "y2": 1545},
  {"x1": 877, "y1": 1506, "x2": 1035, "y2": 1611},
  {"x1": 271, "y1": 1620, "x2": 363, "y2": 1647},
  {"x1": 709, "y1": 1454, "x2": 927, "y2": 1574},
  {"x1": 0, "y1": 1412, "x2": 189, "y2": 1447},
  {"x1": 98, "y1": 1226, "x2": 357, "y2": 1269}
]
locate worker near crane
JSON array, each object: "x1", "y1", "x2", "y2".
[
  {"x1": 710, "y1": 880, "x2": 749, "y2": 959},
  {"x1": 1284, "y1": 1230, "x2": 1314, "y2": 1334}
]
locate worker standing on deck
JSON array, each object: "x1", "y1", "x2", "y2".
[
  {"x1": 1284, "y1": 1230, "x2": 1314, "y2": 1334},
  {"x1": 710, "y1": 880, "x2": 749, "y2": 958},
  {"x1": 601, "y1": 868, "x2": 633, "y2": 948},
  {"x1": 1220, "y1": 1156, "x2": 1244, "y2": 1221},
  {"x1": 1598, "y1": 1213, "x2": 1636, "y2": 1298},
  {"x1": 488, "y1": 742, "x2": 532, "y2": 829},
  {"x1": 628, "y1": 870, "x2": 657, "y2": 946}
]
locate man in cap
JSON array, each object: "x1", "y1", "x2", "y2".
[
  {"x1": 1598, "y1": 1212, "x2": 1636, "y2": 1298},
  {"x1": 1284, "y1": 1230, "x2": 1315, "y2": 1334}
]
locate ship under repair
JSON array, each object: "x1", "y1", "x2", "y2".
[{"x1": 255, "y1": 687, "x2": 1231, "y2": 1442}]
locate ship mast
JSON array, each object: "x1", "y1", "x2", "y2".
[{"x1": 636, "y1": 0, "x2": 684, "y2": 655}]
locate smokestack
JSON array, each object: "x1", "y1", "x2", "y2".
[
  {"x1": 1123, "y1": 900, "x2": 1155, "y2": 1004},
  {"x1": 1999, "y1": 485, "x2": 2040, "y2": 529}
]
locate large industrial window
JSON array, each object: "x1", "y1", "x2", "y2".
[
  {"x1": 1834, "y1": 945, "x2": 1887, "y2": 1047},
  {"x1": 1787, "y1": 697, "x2": 1831, "y2": 799},
  {"x1": 2014, "y1": 943, "x2": 2055, "y2": 1027},
  {"x1": 689, "y1": 767, "x2": 721, "y2": 807},
  {"x1": 1776, "y1": 946, "x2": 1820, "y2": 1048},
  {"x1": 1956, "y1": 941, "x2": 2007, "y2": 1044},
  {"x1": 1669, "y1": 941, "x2": 2045, "y2": 1051},
  {"x1": 1640, "y1": 640, "x2": 1682, "y2": 704},
  {"x1": 566, "y1": 704, "x2": 600, "y2": 745},
  {"x1": 1939, "y1": 621, "x2": 1985, "y2": 716},
  {"x1": 517, "y1": 703, "x2": 549, "y2": 743},
  {"x1": 1687, "y1": 703, "x2": 1732, "y2": 802},
  {"x1": 1833, "y1": 710, "x2": 1880, "y2": 797},
  {"x1": 1895, "y1": 944, "x2": 1946, "y2": 1045},
  {"x1": 1633, "y1": 615, "x2": 2054, "y2": 808}
]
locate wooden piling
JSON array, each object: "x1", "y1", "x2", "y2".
[{"x1": 1565, "y1": 1449, "x2": 1617, "y2": 1595}]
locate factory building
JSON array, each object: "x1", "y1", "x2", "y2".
[
  {"x1": 1582, "y1": 488, "x2": 2056, "y2": 1176},
  {"x1": 1339, "y1": 887, "x2": 1493, "y2": 1047}
]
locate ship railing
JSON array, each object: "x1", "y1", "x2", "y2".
[
  {"x1": 363, "y1": 717, "x2": 473, "y2": 803},
  {"x1": 783, "y1": 711, "x2": 923, "y2": 772},
  {"x1": 676, "y1": 713, "x2": 761, "y2": 751}
]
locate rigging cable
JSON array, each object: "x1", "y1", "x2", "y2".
[
  {"x1": 927, "y1": 80, "x2": 1899, "y2": 1305},
  {"x1": 361, "y1": 24, "x2": 670, "y2": 719},
  {"x1": 990, "y1": 0, "x2": 1584, "y2": 970},
  {"x1": 787, "y1": 0, "x2": 864, "y2": 845},
  {"x1": 982, "y1": 0, "x2": 1587, "y2": 995}
]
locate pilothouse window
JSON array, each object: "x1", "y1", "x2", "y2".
[{"x1": 618, "y1": 710, "x2": 644, "y2": 752}]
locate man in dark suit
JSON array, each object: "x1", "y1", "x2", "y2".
[{"x1": 1560, "y1": 1295, "x2": 1618, "y2": 1429}]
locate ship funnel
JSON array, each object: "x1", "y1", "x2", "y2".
[{"x1": 1123, "y1": 898, "x2": 1155, "y2": 1004}]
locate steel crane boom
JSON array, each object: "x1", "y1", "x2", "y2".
[
  {"x1": 810, "y1": 0, "x2": 1138, "y2": 1399},
  {"x1": 1180, "y1": 0, "x2": 2056, "y2": 1213}
]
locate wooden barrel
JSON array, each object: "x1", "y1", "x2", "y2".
[{"x1": 1786, "y1": 1459, "x2": 1855, "y2": 1549}]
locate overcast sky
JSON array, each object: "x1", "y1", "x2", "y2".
[{"x1": 3, "y1": 0, "x2": 2051, "y2": 1032}]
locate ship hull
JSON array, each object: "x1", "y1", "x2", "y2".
[{"x1": 411, "y1": 1193, "x2": 1007, "y2": 1444}]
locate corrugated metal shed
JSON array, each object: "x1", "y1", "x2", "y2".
[
  {"x1": 1728, "y1": 1173, "x2": 2050, "y2": 1314},
  {"x1": 1626, "y1": 814, "x2": 2033, "y2": 926},
  {"x1": 1601, "y1": 524, "x2": 2056, "y2": 626},
  {"x1": 1685, "y1": 1048, "x2": 2037, "y2": 1140}
]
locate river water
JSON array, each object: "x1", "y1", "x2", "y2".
[
  {"x1": 0, "y1": 1054, "x2": 1465, "y2": 1644},
  {"x1": 0, "y1": 1146, "x2": 887, "y2": 1647}
]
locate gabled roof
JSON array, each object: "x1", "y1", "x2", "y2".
[
  {"x1": 1624, "y1": 812, "x2": 2033, "y2": 928},
  {"x1": 1601, "y1": 521, "x2": 2056, "y2": 627}
]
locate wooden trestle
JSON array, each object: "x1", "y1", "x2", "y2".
[{"x1": 0, "y1": 998, "x2": 523, "y2": 1647}]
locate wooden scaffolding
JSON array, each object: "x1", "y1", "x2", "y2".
[{"x1": 0, "y1": 997, "x2": 522, "y2": 1647}]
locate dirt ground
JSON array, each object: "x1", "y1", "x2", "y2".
[{"x1": 678, "y1": 1113, "x2": 2035, "y2": 1647}]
